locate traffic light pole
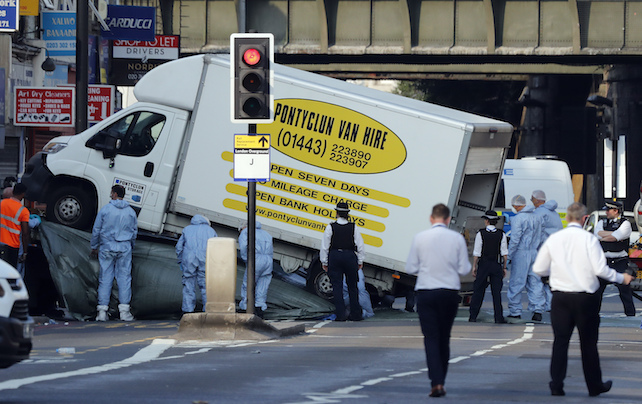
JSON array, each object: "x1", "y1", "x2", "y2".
[
  {"x1": 246, "y1": 123, "x2": 257, "y2": 315},
  {"x1": 231, "y1": 33, "x2": 273, "y2": 317},
  {"x1": 75, "y1": 0, "x2": 89, "y2": 132}
]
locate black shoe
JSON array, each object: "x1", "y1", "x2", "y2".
[
  {"x1": 549, "y1": 382, "x2": 565, "y2": 396},
  {"x1": 495, "y1": 318, "x2": 507, "y2": 324},
  {"x1": 349, "y1": 316, "x2": 363, "y2": 321},
  {"x1": 429, "y1": 385, "x2": 446, "y2": 397},
  {"x1": 507, "y1": 315, "x2": 521, "y2": 319},
  {"x1": 335, "y1": 316, "x2": 348, "y2": 322},
  {"x1": 468, "y1": 317, "x2": 477, "y2": 322},
  {"x1": 405, "y1": 306, "x2": 415, "y2": 313},
  {"x1": 532, "y1": 312, "x2": 543, "y2": 322},
  {"x1": 254, "y1": 307, "x2": 264, "y2": 319},
  {"x1": 589, "y1": 380, "x2": 612, "y2": 397},
  {"x1": 625, "y1": 312, "x2": 636, "y2": 317}
]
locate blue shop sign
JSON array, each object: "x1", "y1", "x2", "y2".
[
  {"x1": 0, "y1": 0, "x2": 19, "y2": 32},
  {"x1": 42, "y1": 11, "x2": 76, "y2": 57},
  {"x1": 102, "y1": 5, "x2": 156, "y2": 41}
]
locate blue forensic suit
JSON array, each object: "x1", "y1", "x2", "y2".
[
  {"x1": 239, "y1": 222, "x2": 273, "y2": 311},
  {"x1": 342, "y1": 269, "x2": 375, "y2": 319},
  {"x1": 534, "y1": 200, "x2": 564, "y2": 310},
  {"x1": 176, "y1": 214, "x2": 217, "y2": 312},
  {"x1": 534, "y1": 200, "x2": 564, "y2": 244},
  {"x1": 507, "y1": 205, "x2": 546, "y2": 316},
  {"x1": 90, "y1": 199, "x2": 138, "y2": 306}
]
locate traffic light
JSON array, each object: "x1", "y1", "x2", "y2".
[{"x1": 231, "y1": 33, "x2": 274, "y2": 123}]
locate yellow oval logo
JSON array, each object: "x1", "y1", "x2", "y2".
[{"x1": 258, "y1": 99, "x2": 406, "y2": 174}]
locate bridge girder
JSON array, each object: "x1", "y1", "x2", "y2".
[{"x1": 131, "y1": 0, "x2": 642, "y2": 75}]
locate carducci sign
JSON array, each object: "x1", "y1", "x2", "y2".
[{"x1": 101, "y1": 5, "x2": 155, "y2": 41}]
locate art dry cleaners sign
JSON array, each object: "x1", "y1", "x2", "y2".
[{"x1": 102, "y1": 5, "x2": 156, "y2": 41}]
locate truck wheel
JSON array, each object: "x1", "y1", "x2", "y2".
[
  {"x1": 47, "y1": 186, "x2": 95, "y2": 230},
  {"x1": 307, "y1": 264, "x2": 333, "y2": 300}
]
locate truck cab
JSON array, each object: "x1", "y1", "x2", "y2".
[{"x1": 0, "y1": 260, "x2": 33, "y2": 369}]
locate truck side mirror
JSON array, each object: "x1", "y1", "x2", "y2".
[
  {"x1": 86, "y1": 130, "x2": 121, "y2": 160},
  {"x1": 102, "y1": 135, "x2": 118, "y2": 159}
]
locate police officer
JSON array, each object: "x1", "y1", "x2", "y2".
[
  {"x1": 320, "y1": 202, "x2": 364, "y2": 321},
  {"x1": 469, "y1": 210, "x2": 508, "y2": 323},
  {"x1": 594, "y1": 200, "x2": 636, "y2": 316}
]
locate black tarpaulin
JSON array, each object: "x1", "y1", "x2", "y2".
[{"x1": 38, "y1": 221, "x2": 334, "y2": 321}]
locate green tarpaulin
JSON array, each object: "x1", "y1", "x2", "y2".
[{"x1": 38, "y1": 221, "x2": 334, "y2": 321}]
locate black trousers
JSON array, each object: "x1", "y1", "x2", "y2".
[
  {"x1": 469, "y1": 259, "x2": 504, "y2": 322},
  {"x1": 550, "y1": 291, "x2": 604, "y2": 395},
  {"x1": 0, "y1": 244, "x2": 19, "y2": 268},
  {"x1": 416, "y1": 289, "x2": 460, "y2": 387},
  {"x1": 597, "y1": 258, "x2": 635, "y2": 316},
  {"x1": 327, "y1": 249, "x2": 362, "y2": 320}
]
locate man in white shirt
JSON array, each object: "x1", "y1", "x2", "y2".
[
  {"x1": 405, "y1": 203, "x2": 471, "y2": 398},
  {"x1": 533, "y1": 202, "x2": 633, "y2": 397},
  {"x1": 594, "y1": 200, "x2": 635, "y2": 316}
]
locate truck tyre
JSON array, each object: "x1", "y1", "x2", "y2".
[
  {"x1": 47, "y1": 186, "x2": 95, "y2": 231},
  {"x1": 306, "y1": 263, "x2": 333, "y2": 300}
]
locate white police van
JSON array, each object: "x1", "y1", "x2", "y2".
[{"x1": 496, "y1": 157, "x2": 575, "y2": 235}]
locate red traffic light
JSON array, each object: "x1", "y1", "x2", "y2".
[{"x1": 243, "y1": 48, "x2": 261, "y2": 66}]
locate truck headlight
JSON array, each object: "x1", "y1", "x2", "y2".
[{"x1": 42, "y1": 142, "x2": 67, "y2": 154}]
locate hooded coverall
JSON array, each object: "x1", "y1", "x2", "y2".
[
  {"x1": 507, "y1": 205, "x2": 546, "y2": 316},
  {"x1": 90, "y1": 199, "x2": 138, "y2": 307},
  {"x1": 342, "y1": 269, "x2": 375, "y2": 319},
  {"x1": 239, "y1": 221, "x2": 273, "y2": 311},
  {"x1": 534, "y1": 200, "x2": 564, "y2": 242},
  {"x1": 534, "y1": 199, "x2": 564, "y2": 310},
  {"x1": 176, "y1": 214, "x2": 217, "y2": 312}
]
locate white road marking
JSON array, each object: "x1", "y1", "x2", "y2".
[
  {"x1": 291, "y1": 325, "x2": 536, "y2": 404},
  {"x1": 0, "y1": 339, "x2": 176, "y2": 391},
  {"x1": 389, "y1": 370, "x2": 422, "y2": 377},
  {"x1": 334, "y1": 385, "x2": 365, "y2": 394},
  {"x1": 360, "y1": 377, "x2": 393, "y2": 386}
]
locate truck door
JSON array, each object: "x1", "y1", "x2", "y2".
[{"x1": 84, "y1": 108, "x2": 186, "y2": 232}]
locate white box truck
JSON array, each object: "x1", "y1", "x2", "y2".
[{"x1": 21, "y1": 55, "x2": 513, "y2": 302}]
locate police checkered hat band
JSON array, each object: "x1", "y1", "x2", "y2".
[{"x1": 603, "y1": 200, "x2": 623, "y2": 210}]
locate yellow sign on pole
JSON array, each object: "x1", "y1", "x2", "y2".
[
  {"x1": 234, "y1": 134, "x2": 270, "y2": 149},
  {"x1": 20, "y1": 0, "x2": 39, "y2": 16},
  {"x1": 233, "y1": 134, "x2": 271, "y2": 182}
]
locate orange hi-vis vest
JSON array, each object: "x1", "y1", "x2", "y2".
[{"x1": 0, "y1": 199, "x2": 29, "y2": 249}]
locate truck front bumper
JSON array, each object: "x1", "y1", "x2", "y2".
[{"x1": 21, "y1": 152, "x2": 54, "y2": 202}]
